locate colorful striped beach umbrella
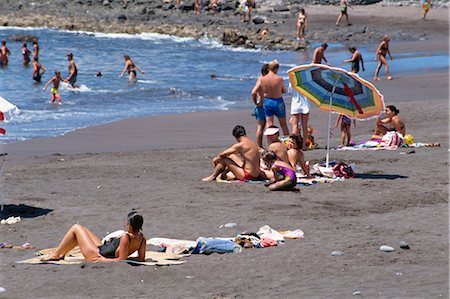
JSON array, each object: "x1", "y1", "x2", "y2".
[
  {"x1": 288, "y1": 64, "x2": 384, "y2": 119},
  {"x1": 288, "y1": 64, "x2": 385, "y2": 167}
]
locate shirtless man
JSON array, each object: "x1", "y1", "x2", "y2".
[
  {"x1": 264, "y1": 126, "x2": 289, "y2": 163},
  {"x1": 202, "y1": 125, "x2": 265, "y2": 182},
  {"x1": 255, "y1": 59, "x2": 289, "y2": 135},
  {"x1": 32, "y1": 57, "x2": 46, "y2": 83},
  {"x1": 251, "y1": 63, "x2": 269, "y2": 148},
  {"x1": 312, "y1": 43, "x2": 329, "y2": 65},
  {"x1": 65, "y1": 52, "x2": 78, "y2": 88}
]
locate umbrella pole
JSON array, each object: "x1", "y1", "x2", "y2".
[{"x1": 326, "y1": 77, "x2": 340, "y2": 168}]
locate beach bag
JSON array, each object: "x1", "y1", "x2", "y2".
[
  {"x1": 380, "y1": 131, "x2": 403, "y2": 147},
  {"x1": 332, "y1": 162, "x2": 355, "y2": 178}
]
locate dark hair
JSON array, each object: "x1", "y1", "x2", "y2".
[
  {"x1": 261, "y1": 63, "x2": 269, "y2": 76},
  {"x1": 67, "y1": 52, "x2": 73, "y2": 58},
  {"x1": 300, "y1": 8, "x2": 305, "y2": 14},
  {"x1": 23, "y1": 42, "x2": 27, "y2": 47},
  {"x1": 232, "y1": 125, "x2": 246, "y2": 138},
  {"x1": 386, "y1": 105, "x2": 399, "y2": 115},
  {"x1": 262, "y1": 150, "x2": 277, "y2": 168},
  {"x1": 321, "y1": 43, "x2": 328, "y2": 48},
  {"x1": 349, "y1": 46, "x2": 356, "y2": 52},
  {"x1": 1, "y1": 41, "x2": 5, "y2": 45},
  {"x1": 289, "y1": 134, "x2": 303, "y2": 149},
  {"x1": 127, "y1": 211, "x2": 143, "y2": 232},
  {"x1": 55, "y1": 70, "x2": 60, "y2": 75},
  {"x1": 33, "y1": 57, "x2": 38, "y2": 62}
]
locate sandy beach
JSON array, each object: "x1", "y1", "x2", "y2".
[{"x1": 0, "y1": 2, "x2": 449, "y2": 298}]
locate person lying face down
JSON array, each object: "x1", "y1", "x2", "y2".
[{"x1": 42, "y1": 211, "x2": 146, "y2": 262}]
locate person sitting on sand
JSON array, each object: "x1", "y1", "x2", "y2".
[
  {"x1": 32, "y1": 57, "x2": 46, "y2": 83},
  {"x1": 374, "y1": 35, "x2": 393, "y2": 81},
  {"x1": 371, "y1": 105, "x2": 406, "y2": 140},
  {"x1": 264, "y1": 126, "x2": 290, "y2": 164},
  {"x1": 120, "y1": 55, "x2": 145, "y2": 81},
  {"x1": 287, "y1": 134, "x2": 310, "y2": 177},
  {"x1": 344, "y1": 46, "x2": 365, "y2": 73},
  {"x1": 251, "y1": 63, "x2": 269, "y2": 148},
  {"x1": 43, "y1": 70, "x2": 63, "y2": 104},
  {"x1": 202, "y1": 125, "x2": 265, "y2": 182},
  {"x1": 306, "y1": 125, "x2": 318, "y2": 149},
  {"x1": 312, "y1": 43, "x2": 329, "y2": 65},
  {"x1": 42, "y1": 211, "x2": 146, "y2": 262},
  {"x1": 262, "y1": 150, "x2": 297, "y2": 191}
]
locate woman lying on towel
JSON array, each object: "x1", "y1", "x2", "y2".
[
  {"x1": 371, "y1": 105, "x2": 406, "y2": 140},
  {"x1": 42, "y1": 211, "x2": 146, "y2": 262}
]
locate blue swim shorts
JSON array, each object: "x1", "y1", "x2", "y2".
[
  {"x1": 253, "y1": 106, "x2": 265, "y2": 122},
  {"x1": 263, "y1": 97, "x2": 286, "y2": 118}
]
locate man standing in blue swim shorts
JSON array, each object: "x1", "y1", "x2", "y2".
[
  {"x1": 251, "y1": 63, "x2": 269, "y2": 148},
  {"x1": 260, "y1": 60, "x2": 290, "y2": 136}
]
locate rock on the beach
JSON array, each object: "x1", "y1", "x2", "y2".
[
  {"x1": 117, "y1": 14, "x2": 127, "y2": 22},
  {"x1": 222, "y1": 29, "x2": 238, "y2": 45},
  {"x1": 179, "y1": 3, "x2": 194, "y2": 11},
  {"x1": 252, "y1": 15, "x2": 266, "y2": 24},
  {"x1": 399, "y1": 241, "x2": 410, "y2": 249},
  {"x1": 379, "y1": 245, "x2": 395, "y2": 252},
  {"x1": 273, "y1": 5, "x2": 290, "y2": 12},
  {"x1": 9, "y1": 34, "x2": 38, "y2": 42}
]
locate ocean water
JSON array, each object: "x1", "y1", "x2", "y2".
[{"x1": 0, "y1": 27, "x2": 448, "y2": 144}]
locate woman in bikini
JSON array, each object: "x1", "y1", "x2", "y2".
[
  {"x1": 374, "y1": 35, "x2": 393, "y2": 81},
  {"x1": 120, "y1": 55, "x2": 145, "y2": 80},
  {"x1": 42, "y1": 211, "x2": 146, "y2": 262},
  {"x1": 287, "y1": 135, "x2": 310, "y2": 177},
  {"x1": 296, "y1": 8, "x2": 308, "y2": 41},
  {"x1": 262, "y1": 150, "x2": 297, "y2": 191},
  {"x1": 371, "y1": 105, "x2": 406, "y2": 140}
]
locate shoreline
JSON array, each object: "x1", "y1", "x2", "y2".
[{"x1": 0, "y1": 3, "x2": 448, "y2": 51}]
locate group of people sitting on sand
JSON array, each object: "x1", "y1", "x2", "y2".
[{"x1": 202, "y1": 57, "x2": 407, "y2": 190}]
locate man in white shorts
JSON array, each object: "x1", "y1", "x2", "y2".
[{"x1": 289, "y1": 83, "x2": 310, "y2": 150}]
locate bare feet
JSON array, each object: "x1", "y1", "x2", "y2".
[
  {"x1": 387, "y1": 76, "x2": 393, "y2": 80},
  {"x1": 374, "y1": 77, "x2": 380, "y2": 81},
  {"x1": 41, "y1": 254, "x2": 64, "y2": 261},
  {"x1": 201, "y1": 175, "x2": 216, "y2": 182}
]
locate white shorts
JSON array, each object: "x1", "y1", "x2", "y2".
[{"x1": 290, "y1": 91, "x2": 310, "y2": 115}]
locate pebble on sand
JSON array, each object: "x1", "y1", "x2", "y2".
[
  {"x1": 379, "y1": 245, "x2": 395, "y2": 252},
  {"x1": 399, "y1": 241, "x2": 410, "y2": 249}
]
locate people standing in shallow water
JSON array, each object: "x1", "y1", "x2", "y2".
[
  {"x1": 312, "y1": 43, "x2": 329, "y2": 65},
  {"x1": 65, "y1": 52, "x2": 78, "y2": 88},
  {"x1": 41, "y1": 211, "x2": 146, "y2": 262},
  {"x1": 0, "y1": 41, "x2": 11, "y2": 67},
  {"x1": 374, "y1": 35, "x2": 393, "y2": 81},
  {"x1": 371, "y1": 105, "x2": 406, "y2": 140},
  {"x1": 120, "y1": 55, "x2": 145, "y2": 81},
  {"x1": 43, "y1": 71, "x2": 62, "y2": 104},
  {"x1": 32, "y1": 57, "x2": 46, "y2": 83},
  {"x1": 22, "y1": 43, "x2": 31, "y2": 66},
  {"x1": 32, "y1": 39, "x2": 39, "y2": 61},
  {"x1": 344, "y1": 47, "x2": 364, "y2": 73},
  {"x1": 336, "y1": 0, "x2": 352, "y2": 26},
  {"x1": 296, "y1": 8, "x2": 308, "y2": 41}
]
